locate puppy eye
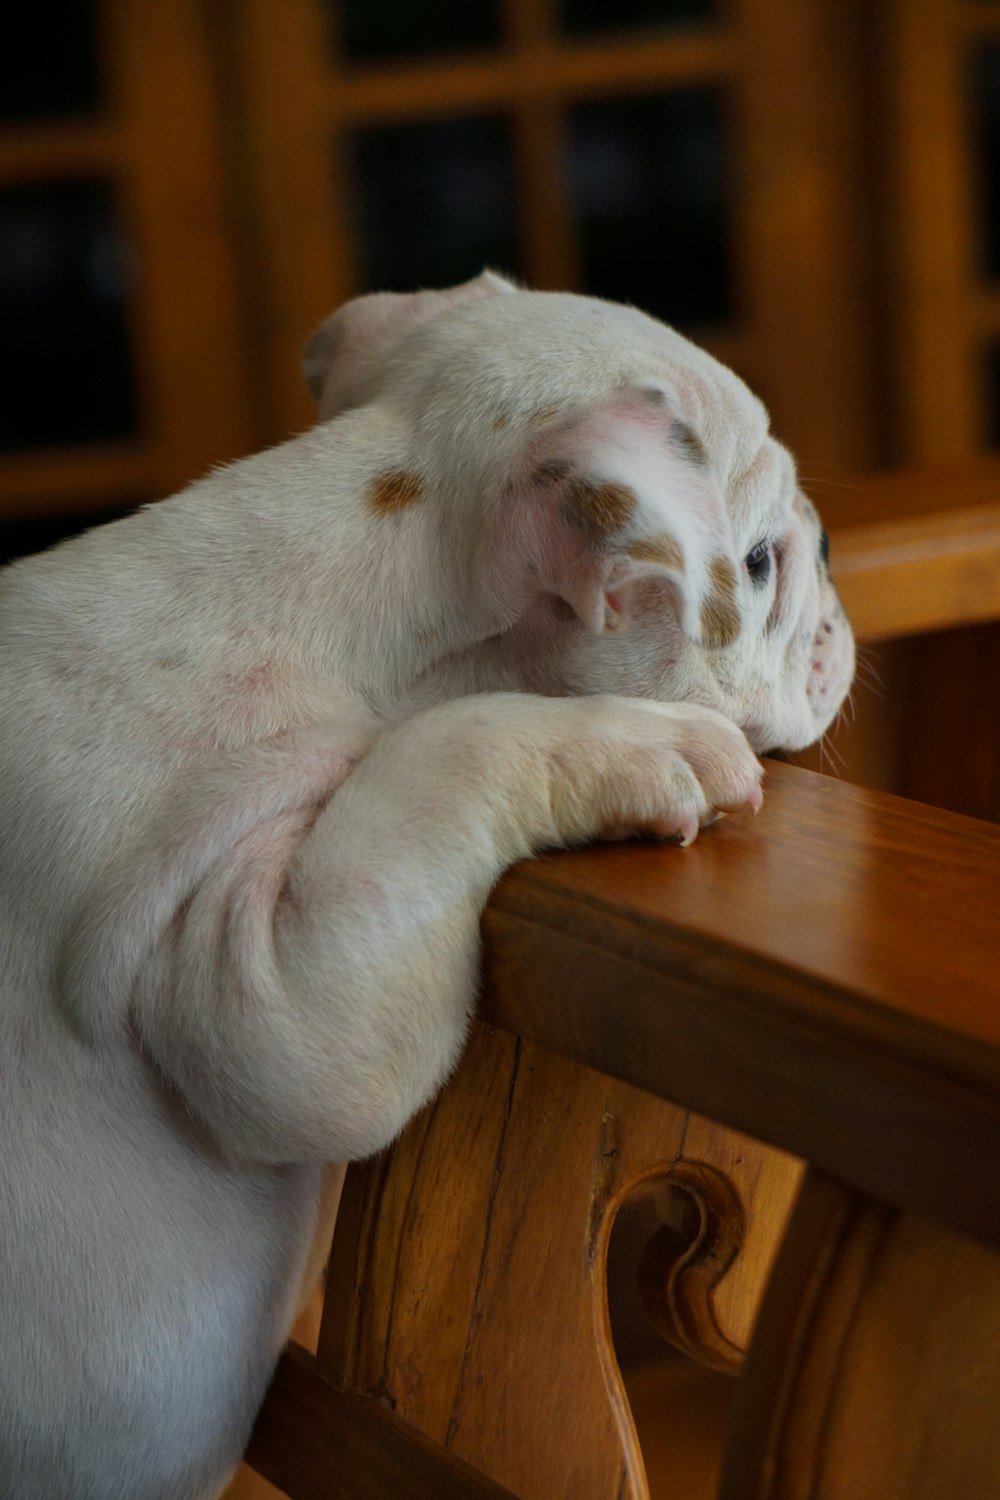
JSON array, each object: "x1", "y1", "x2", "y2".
[{"x1": 744, "y1": 539, "x2": 772, "y2": 586}]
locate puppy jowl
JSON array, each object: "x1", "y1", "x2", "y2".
[{"x1": 0, "y1": 272, "x2": 853, "y2": 1498}]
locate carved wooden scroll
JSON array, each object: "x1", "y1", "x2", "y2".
[{"x1": 316, "y1": 1021, "x2": 801, "y2": 1500}]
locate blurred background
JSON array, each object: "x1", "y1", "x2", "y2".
[
  {"x1": 2, "y1": 0, "x2": 999, "y2": 812},
  {"x1": 5, "y1": 8, "x2": 999, "y2": 1497}
]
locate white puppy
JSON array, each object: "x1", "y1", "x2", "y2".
[{"x1": 0, "y1": 274, "x2": 853, "y2": 1498}]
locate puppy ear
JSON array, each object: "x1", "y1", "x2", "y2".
[
  {"x1": 304, "y1": 270, "x2": 515, "y2": 417},
  {"x1": 507, "y1": 388, "x2": 741, "y2": 648}
]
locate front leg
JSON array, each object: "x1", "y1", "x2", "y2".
[{"x1": 66, "y1": 694, "x2": 761, "y2": 1165}]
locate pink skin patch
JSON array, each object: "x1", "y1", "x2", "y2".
[{"x1": 807, "y1": 615, "x2": 843, "y2": 712}]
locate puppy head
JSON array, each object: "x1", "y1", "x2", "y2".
[{"x1": 305, "y1": 276, "x2": 853, "y2": 754}]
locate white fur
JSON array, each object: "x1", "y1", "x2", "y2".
[{"x1": 0, "y1": 275, "x2": 853, "y2": 1497}]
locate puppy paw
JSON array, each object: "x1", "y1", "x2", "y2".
[{"x1": 548, "y1": 697, "x2": 763, "y2": 849}]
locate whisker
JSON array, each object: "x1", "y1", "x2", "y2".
[
  {"x1": 852, "y1": 649, "x2": 886, "y2": 698},
  {"x1": 854, "y1": 667, "x2": 886, "y2": 701},
  {"x1": 798, "y1": 475, "x2": 856, "y2": 491},
  {"x1": 825, "y1": 735, "x2": 847, "y2": 774},
  {"x1": 854, "y1": 646, "x2": 884, "y2": 686}
]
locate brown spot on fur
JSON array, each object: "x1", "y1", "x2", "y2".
[
  {"x1": 674, "y1": 421, "x2": 708, "y2": 467},
  {"x1": 369, "y1": 470, "x2": 425, "y2": 513},
  {"x1": 533, "y1": 459, "x2": 571, "y2": 487},
  {"x1": 627, "y1": 532, "x2": 685, "y2": 571},
  {"x1": 700, "y1": 556, "x2": 741, "y2": 648},
  {"x1": 566, "y1": 479, "x2": 637, "y2": 542},
  {"x1": 491, "y1": 413, "x2": 510, "y2": 431},
  {"x1": 531, "y1": 406, "x2": 560, "y2": 425}
]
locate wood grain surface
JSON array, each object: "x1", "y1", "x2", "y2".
[
  {"x1": 481, "y1": 759, "x2": 1000, "y2": 1247},
  {"x1": 315, "y1": 1025, "x2": 799, "y2": 1499},
  {"x1": 245, "y1": 756, "x2": 1000, "y2": 1498},
  {"x1": 721, "y1": 1170, "x2": 1000, "y2": 1500},
  {"x1": 824, "y1": 458, "x2": 1000, "y2": 641},
  {"x1": 245, "y1": 1344, "x2": 517, "y2": 1500}
]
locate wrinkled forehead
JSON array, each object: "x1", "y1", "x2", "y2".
[{"x1": 385, "y1": 290, "x2": 772, "y2": 483}]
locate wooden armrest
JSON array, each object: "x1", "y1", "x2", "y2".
[
  {"x1": 481, "y1": 759, "x2": 1000, "y2": 1247},
  {"x1": 822, "y1": 456, "x2": 1000, "y2": 640}
]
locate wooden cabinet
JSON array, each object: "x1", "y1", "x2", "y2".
[
  {"x1": 233, "y1": 0, "x2": 874, "y2": 474},
  {"x1": 5, "y1": 0, "x2": 1000, "y2": 810},
  {"x1": 11, "y1": 0, "x2": 1000, "y2": 534},
  {"x1": 0, "y1": 0, "x2": 253, "y2": 534}
]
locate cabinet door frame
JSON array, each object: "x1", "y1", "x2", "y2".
[
  {"x1": 0, "y1": 0, "x2": 254, "y2": 521},
  {"x1": 238, "y1": 0, "x2": 875, "y2": 477}
]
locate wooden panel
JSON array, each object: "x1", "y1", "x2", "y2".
[
  {"x1": 883, "y1": 0, "x2": 981, "y2": 460},
  {"x1": 109, "y1": 0, "x2": 254, "y2": 490},
  {"x1": 964, "y1": 6, "x2": 1000, "y2": 42},
  {"x1": 245, "y1": 1344, "x2": 517, "y2": 1500},
  {"x1": 721, "y1": 1172, "x2": 1000, "y2": 1499},
  {"x1": 733, "y1": 0, "x2": 875, "y2": 475},
  {"x1": 0, "y1": 121, "x2": 122, "y2": 181},
  {"x1": 480, "y1": 760, "x2": 1000, "y2": 1247},
  {"x1": 820, "y1": 458, "x2": 1000, "y2": 814},
  {"x1": 829, "y1": 489, "x2": 1000, "y2": 640},
  {"x1": 510, "y1": 103, "x2": 581, "y2": 291},
  {"x1": 317, "y1": 1025, "x2": 799, "y2": 1499},
  {"x1": 502, "y1": 1, "x2": 580, "y2": 289},
  {"x1": 970, "y1": 284, "x2": 1000, "y2": 337},
  {"x1": 320, "y1": 34, "x2": 735, "y2": 124},
  {"x1": 238, "y1": 0, "x2": 354, "y2": 437},
  {"x1": 818, "y1": 455, "x2": 1000, "y2": 529},
  {"x1": 896, "y1": 622, "x2": 1000, "y2": 820}
]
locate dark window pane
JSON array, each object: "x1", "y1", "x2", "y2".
[
  {"x1": 0, "y1": 181, "x2": 138, "y2": 453},
  {"x1": 569, "y1": 90, "x2": 733, "y2": 328},
  {"x1": 0, "y1": 0, "x2": 100, "y2": 123},
  {"x1": 327, "y1": 0, "x2": 502, "y2": 64},
  {"x1": 349, "y1": 116, "x2": 521, "y2": 292},
  {"x1": 561, "y1": 0, "x2": 715, "y2": 36},
  {"x1": 970, "y1": 45, "x2": 1000, "y2": 282}
]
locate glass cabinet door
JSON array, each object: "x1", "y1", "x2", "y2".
[{"x1": 0, "y1": 0, "x2": 253, "y2": 542}]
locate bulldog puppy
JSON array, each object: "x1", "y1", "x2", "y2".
[{"x1": 0, "y1": 273, "x2": 853, "y2": 1498}]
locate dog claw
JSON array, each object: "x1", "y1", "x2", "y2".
[{"x1": 678, "y1": 815, "x2": 700, "y2": 847}]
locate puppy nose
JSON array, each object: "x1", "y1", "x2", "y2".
[{"x1": 819, "y1": 529, "x2": 830, "y2": 568}]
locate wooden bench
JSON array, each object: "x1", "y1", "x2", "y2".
[{"x1": 242, "y1": 462, "x2": 1000, "y2": 1498}]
